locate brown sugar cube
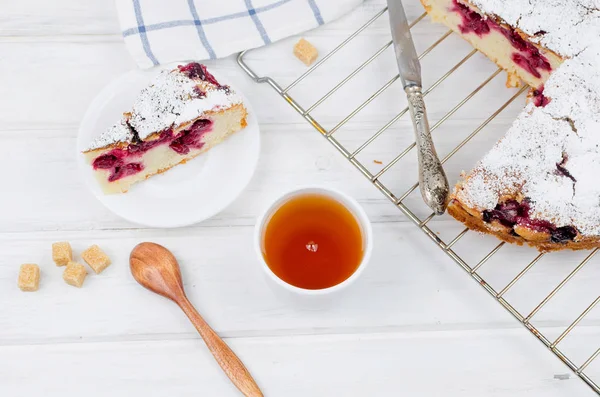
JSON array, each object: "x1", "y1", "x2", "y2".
[
  {"x1": 63, "y1": 262, "x2": 88, "y2": 288},
  {"x1": 81, "y1": 244, "x2": 111, "y2": 274},
  {"x1": 18, "y1": 264, "x2": 40, "y2": 292},
  {"x1": 52, "y1": 241, "x2": 72, "y2": 266},
  {"x1": 293, "y1": 38, "x2": 318, "y2": 66}
]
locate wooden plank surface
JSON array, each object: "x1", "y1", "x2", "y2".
[{"x1": 1, "y1": 0, "x2": 598, "y2": 395}]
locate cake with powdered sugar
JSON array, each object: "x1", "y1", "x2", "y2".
[
  {"x1": 420, "y1": 0, "x2": 600, "y2": 250},
  {"x1": 82, "y1": 62, "x2": 247, "y2": 194}
]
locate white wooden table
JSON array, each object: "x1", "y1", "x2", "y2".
[{"x1": 1, "y1": 0, "x2": 598, "y2": 395}]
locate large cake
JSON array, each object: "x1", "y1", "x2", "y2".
[
  {"x1": 83, "y1": 62, "x2": 247, "y2": 194},
  {"x1": 421, "y1": 0, "x2": 600, "y2": 251}
]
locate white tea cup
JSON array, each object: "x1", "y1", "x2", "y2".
[{"x1": 254, "y1": 187, "x2": 373, "y2": 298}]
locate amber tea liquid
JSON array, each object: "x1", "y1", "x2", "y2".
[{"x1": 262, "y1": 193, "x2": 364, "y2": 290}]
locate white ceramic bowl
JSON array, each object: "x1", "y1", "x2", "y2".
[{"x1": 254, "y1": 187, "x2": 373, "y2": 296}]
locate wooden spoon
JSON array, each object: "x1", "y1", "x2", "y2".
[{"x1": 130, "y1": 242, "x2": 264, "y2": 397}]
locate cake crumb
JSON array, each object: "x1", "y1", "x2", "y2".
[
  {"x1": 18, "y1": 264, "x2": 40, "y2": 292},
  {"x1": 373, "y1": 160, "x2": 383, "y2": 165},
  {"x1": 294, "y1": 38, "x2": 318, "y2": 66},
  {"x1": 81, "y1": 245, "x2": 111, "y2": 274},
  {"x1": 52, "y1": 242, "x2": 72, "y2": 266},
  {"x1": 505, "y1": 72, "x2": 523, "y2": 88},
  {"x1": 63, "y1": 262, "x2": 88, "y2": 288}
]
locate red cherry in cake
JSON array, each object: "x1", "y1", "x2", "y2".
[
  {"x1": 556, "y1": 153, "x2": 576, "y2": 182},
  {"x1": 199, "y1": 65, "x2": 221, "y2": 87},
  {"x1": 178, "y1": 63, "x2": 203, "y2": 79},
  {"x1": 512, "y1": 53, "x2": 551, "y2": 79},
  {"x1": 499, "y1": 29, "x2": 528, "y2": 52},
  {"x1": 499, "y1": 29, "x2": 551, "y2": 77},
  {"x1": 529, "y1": 52, "x2": 551, "y2": 71},
  {"x1": 482, "y1": 199, "x2": 527, "y2": 227},
  {"x1": 452, "y1": 0, "x2": 490, "y2": 36},
  {"x1": 188, "y1": 119, "x2": 212, "y2": 133},
  {"x1": 551, "y1": 226, "x2": 578, "y2": 243},
  {"x1": 169, "y1": 119, "x2": 211, "y2": 154},
  {"x1": 168, "y1": 140, "x2": 189, "y2": 155},
  {"x1": 93, "y1": 119, "x2": 213, "y2": 181},
  {"x1": 482, "y1": 198, "x2": 578, "y2": 243},
  {"x1": 450, "y1": 0, "x2": 552, "y2": 79},
  {"x1": 532, "y1": 86, "x2": 551, "y2": 107},
  {"x1": 108, "y1": 163, "x2": 144, "y2": 182},
  {"x1": 178, "y1": 62, "x2": 221, "y2": 87},
  {"x1": 93, "y1": 154, "x2": 120, "y2": 170},
  {"x1": 517, "y1": 218, "x2": 554, "y2": 234},
  {"x1": 128, "y1": 130, "x2": 172, "y2": 154}
]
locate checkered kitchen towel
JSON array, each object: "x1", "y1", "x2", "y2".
[{"x1": 116, "y1": 0, "x2": 363, "y2": 68}]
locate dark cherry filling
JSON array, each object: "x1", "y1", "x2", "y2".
[
  {"x1": 482, "y1": 199, "x2": 578, "y2": 243},
  {"x1": 451, "y1": 0, "x2": 552, "y2": 78},
  {"x1": 128, "y1": 129, "x2": 172, "y2": 154},
  {"x1": 178, "y1": 62, "x2": 221, "y2": 87},
  {"x1": 498, "y1": 28, "x2": 528, "y2": 52},
  {"x1": 93, "y1": 154, "x2": 119, "y2": 169},
  {"x1": 482, "y1": 199, "x2": 528, "y2": 227},
  {"x1": 532, "y1": 86, "x2": 551, "y2": 107},
  {"x1": 169, "y1": 119, "x2": 211, "y2": 155},
  {"x1": 511, "y1": 53, "x2": 551, "y2": 79},
  {"x1": 556, "y1": 164, "x2": 574, "y2": 180},
  {"x1": 451, "y1": 0, "x2": 490, "y2": 35},
  {"x1": 93, "y1": 119, "x2": 213, "y2": 181},
  {"x1": 109, "y1": 163, "x2": 144, "y2": 182},
  {"x1": 556, "y1": 153, "x2": 576, "y2": 182},
  {"x1": 551, "y1": 226, "x2": 579, "y2": 243}
]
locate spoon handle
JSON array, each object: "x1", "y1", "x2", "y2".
[{"x1": 178, "y1": 297, "x2": 264, "y2": 397}]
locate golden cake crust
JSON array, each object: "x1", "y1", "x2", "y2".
[{"x1": 448, "y1": 198, "x2": 600, "y2": 252}]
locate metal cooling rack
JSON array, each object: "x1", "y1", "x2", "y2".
[{"x1": 237, "y1": 6, "x2": 600, "y2": 394}]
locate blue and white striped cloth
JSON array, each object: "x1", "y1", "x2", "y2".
[{"x1": 116, "y1": 0, "x2": 363, "y2": 68}]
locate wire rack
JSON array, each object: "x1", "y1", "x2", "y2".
[{"x1": 237, "y1": 6, "x2": 600, "y2": 394}]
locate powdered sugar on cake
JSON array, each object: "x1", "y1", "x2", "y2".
[
  {"x1": 86, "y1": 65, "x2": 242, "y2": 151},
  {"x1": 87, "y1": 117, "x2": 134, "y2": 151},
  {"x1": 456, "y1": 44, "x2": 600, "y2": 235},
  {"x1": 128, "y1": 70, "x2": 241, "y2": 140}
]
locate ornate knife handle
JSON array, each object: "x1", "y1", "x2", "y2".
[{"x1": 405, "y1": 85, "x2": 449, "y2": 215}]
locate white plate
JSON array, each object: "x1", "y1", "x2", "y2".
[{"x1": 77, "y1": 65, "x2": 260, "y2": 228}]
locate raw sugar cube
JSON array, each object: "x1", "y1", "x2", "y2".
[
  {"x1": 293, "y1": 38, "x2": 318, "y2": 66},
  {"x1": 81, "y1": 245, "x2": 111, "y2": 274},
  {"x1": 52, "y1": 241, "x2": 72, "y2": 266},
  {"x1": 63, "y1": 262, "x2": 88, "y2": 288},
  {"x1": 18, "y1": 264, "x2": 40, "y2": 291}
]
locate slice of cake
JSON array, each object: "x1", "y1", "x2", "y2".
[
  {"x1": 83, "y1": 62, "x2": 248, "y2": 194},
  {"x1": 421, "y1": 0, "x2": 569, "y2": 88},
  {"x1": 421, "y1": 0, "x2": 600, "y2": 251}
]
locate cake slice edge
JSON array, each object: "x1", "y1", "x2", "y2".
[{"x1": 83, "y1": 104, "x2": 247, "y2": 194}]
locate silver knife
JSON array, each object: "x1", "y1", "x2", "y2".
[{"x1": 387, "y1": 0, "x2": 449, "y2": 215}]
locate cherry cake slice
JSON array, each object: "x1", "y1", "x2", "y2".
[{"x1": 82, "y1": 63, "x2": 247, "y2": 194}]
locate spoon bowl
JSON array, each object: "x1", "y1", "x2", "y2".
[{"x1": 130, "y1": 242, "x2": 184, "y2": 301}]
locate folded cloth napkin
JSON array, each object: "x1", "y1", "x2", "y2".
[{"x1": 116, "y1": 0, "x2": 363, "y2": 68}]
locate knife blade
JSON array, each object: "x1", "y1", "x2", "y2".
[
  {"x1": 387, "y1": 0, "x2": 449, "y2": 215},
  {"x1": 387, "y1": 0, "x2": 421, "y2": 88}
]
